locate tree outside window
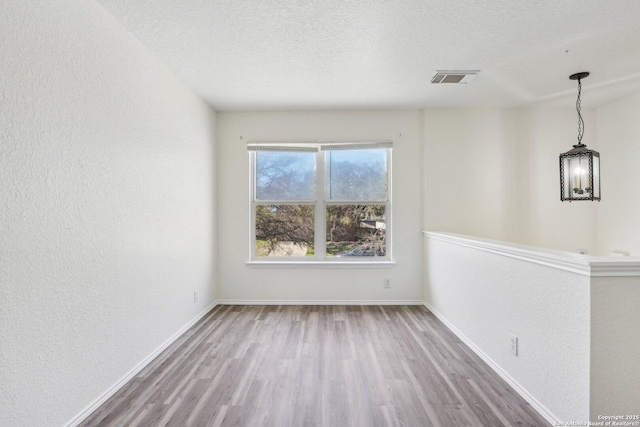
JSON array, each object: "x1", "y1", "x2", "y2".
[{"x1": 250, "y1": 143, "x2": 390, "y2": 260}]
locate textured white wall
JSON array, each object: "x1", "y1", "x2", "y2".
[
  {"x1": 423, "y1": 108, "x2": 598, "y2": 254},
  {"x1": 217, "y1": 111, "x2": 423, "y2": 303},
  {"x1": 0, "y1": 2, "x2": 216, "y2": 426},
  {"x1": 423, "y1": 108, "x2": 515, "y2": 241},
  {"x1": 589, "y1": 93, "x2": 640, "y2": 415},
  {"x1": 424, "y1": 236, "x2": 591, "y2": 422},
  {"x1": 517, "y1": 108, "x2": 598, "y2": 253},
  {"x1": 590, "y1": 276, "x2": 640, "y2": 419},
  {"x1": 596, "y1": 91, "x2": 640, "y2": 256}
]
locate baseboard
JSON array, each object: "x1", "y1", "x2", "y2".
[
  {"x1": 217, "y1": 299, "x2": 424, "y2": 305},
  {"x1": 423, "y1": 302, "x2": 560, "y2": 426},
  {"x1": 64, "y1": 301, "x2": 217, "y2": 427},
  {"x1": 65, "y1": 299, "x2": 557, "y2": 426}
]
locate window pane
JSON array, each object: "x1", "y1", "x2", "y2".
[
  {"x1": 256, "y1": 151, "x2": 315, "y2": 200},
  {"x1": 326, "y1": 205, "x2": 386, "y2": 257},
  {"x1": 255, "y1": 205, "x2": 314, "y2": 257},
  {"x1": 326, "y1": 148, "x2": 387, "y2": 200}
]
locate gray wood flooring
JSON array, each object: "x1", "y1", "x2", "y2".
[{"x1": 80, "y1": 305, "x2": 550, "y2": 427}]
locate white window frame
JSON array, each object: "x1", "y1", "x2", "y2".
[{"x1": 248, "y1": 141, "x2": 392, "y2": 264}]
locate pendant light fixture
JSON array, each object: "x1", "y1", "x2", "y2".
[{"x1": 560, "y1": 72, "x2": 601, "y2": 202}]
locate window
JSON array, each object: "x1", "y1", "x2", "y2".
[{"x1": 249, "y1": 141, "x2": 391, "y2": 262}]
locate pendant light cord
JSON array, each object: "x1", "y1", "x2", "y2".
[{"x1": 576, "y1": 78, "x2": 584, "y2": 146}]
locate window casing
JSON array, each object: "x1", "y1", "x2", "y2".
[{"x1": 249, "y1": 141, "x2": 391, "y2": 262}]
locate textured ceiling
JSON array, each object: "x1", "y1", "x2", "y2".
[{"x1": 94, "y1": 0, "x2": 640, "y2": 111}]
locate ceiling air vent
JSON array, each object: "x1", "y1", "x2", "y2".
[{"x1": 431, "y1": 70, "x2": 479, "y2": 84}]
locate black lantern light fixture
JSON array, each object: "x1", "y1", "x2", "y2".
[{"x1": 560, "y1": 72, "x2": 601, "y2": 202}]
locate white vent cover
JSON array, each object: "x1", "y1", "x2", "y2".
[{"x1": 431, "y1": 70, "x2": 479, "y2": 84}]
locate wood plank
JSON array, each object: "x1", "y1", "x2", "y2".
[{"x1": 79, "y1": 305, "x2": 551, "y2": 427}]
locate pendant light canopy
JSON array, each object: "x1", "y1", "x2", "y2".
[{"x1": 560, "y1": 72, "x2": 601, "y2": 202}]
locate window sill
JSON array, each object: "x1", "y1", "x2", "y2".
[{"x1": 246, "y1": 260, "x2": 396, "y2": 268}]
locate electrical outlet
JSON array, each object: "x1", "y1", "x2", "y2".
[
  {"x1": 194, "y1": 290, "x2": 198, "y2": 303},
  {"x1": 510, "y1": 334, "x2": 518, "y2": 356},
  {"x1": 384, "y1": 278, "x2": 391, "y2": 289}
]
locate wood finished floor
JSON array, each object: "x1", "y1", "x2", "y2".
[{"x1": 81, "y1": 305, "x2": 550, "y2": 427}]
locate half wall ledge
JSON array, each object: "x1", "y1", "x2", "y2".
[
  {"x1": 423, "y1": 231, "x2": 640, "y2": 277},
  {"x1": 423, "y1": 231, "x2": 640, "y2": 424}
]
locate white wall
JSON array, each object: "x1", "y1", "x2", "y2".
[
  {"x1": 596, "y1": 91, "x2": 640, "y2": 255},
  {"x1": 589, "y1": 94, "x2": 640, "y2": 416},
  {"x1": 590, "y1": 276, "x2": 640, "y2": 419},
  {"x1": 0, "y1": 2, "x2": 217, "y2": 426},
  {"x1": 217, "y1": 111, "x2": 423, "y2": 303},
  {"x1": 518, "y1": 108, "x2": 598, "y2": 253},
  {"x1": 423, "y1": 108, "x2": 598, "y2": 254},
  {"x1": 423, "y1": 109, "x2": 516, "y2": 241},
  {"x1": 424, "y1": 234, "x2": 591, "y2": 422},
  {"x1": 422, "y1": 104, "x2": 640, "y2": 422}
]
